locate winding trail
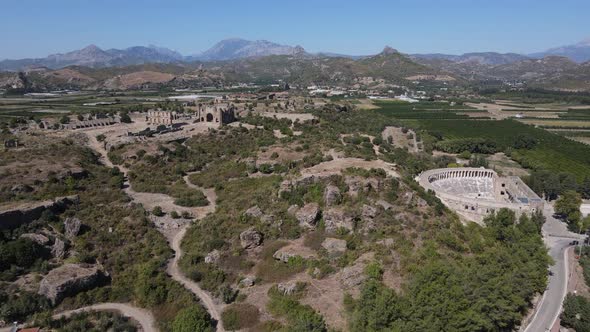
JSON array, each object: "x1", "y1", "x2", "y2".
[
  {"x1": 52, "y1": 303, "x2": 157, "y2": 332},
  {"x1": 84, "y1": 134, "x2": 225, "y2": 331}
]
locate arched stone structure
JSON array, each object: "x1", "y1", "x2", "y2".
[{"x1": 417, "y1": 167, "x2": 543, "y2": 224}]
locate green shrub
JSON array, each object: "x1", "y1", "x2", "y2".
[
  {"x1": 221, "y1": 303, "x2": 260, "y2": 330},
  {"x1": 172, "y1": 305, "x2": 213, "y2": 332},
  {"x1": 152, "y1": 206, "x2": 164, "y2": 217}
]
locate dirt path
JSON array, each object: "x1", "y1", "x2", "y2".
[
  {"x1": 167, "y1": 225, "x2": 225, "y2": 329},
  {"x1": 166, "y1": 177, "x2": 224, "y2": 329},
  {"x1": 84, "y1": 134, "x2": 224, "y2": 331},
  {"x1": 52, "y1": 303, "x2": 157, "y2": 332}
]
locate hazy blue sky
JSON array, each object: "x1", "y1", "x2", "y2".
[{"x1": 1, "y1": 0, "x2": 589, "y2": 59}]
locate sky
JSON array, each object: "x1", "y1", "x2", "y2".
[{"x1": 1, "y1": 0, "x2": 589, "y2": 59}]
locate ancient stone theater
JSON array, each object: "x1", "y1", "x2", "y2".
[{"x1": 417, "y1": 167, "x2": 543, "y2": 223}]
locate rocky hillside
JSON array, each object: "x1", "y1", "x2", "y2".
[
  {"x1": 188, "y1": 38, "x2": 307, "y2": 61},
  {"x1": 0, "y1": 45, "x2": 184, "y2": 71},
  {"x1": 0, "y1": 48, "x2": 449, "y2": 90}
]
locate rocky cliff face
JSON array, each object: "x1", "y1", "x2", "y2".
[{"x1": 38, "y1": 263, "x2": 104, "y2": 304}]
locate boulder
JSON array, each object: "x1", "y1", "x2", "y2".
[
  {"x1": 273, "y1": 250, "x2": 297, "y2": 263},
  {"x1": 323, "y1": 209, "x2": 354, "y2": 233},
  {"x1": 277, "y1": 281, "x2": 298, "y2": 295},
  {"x1": 321, "y1": 238, "x2": 347, "y2": 257},
  {"x1": 64, "y1": 217, "x2": 82, "y2": 238},
  {"x1": 51, "y1": 238, "x2": 66, "y2": 259},
  {"x1": 240, "y1": 276, "x2": 256, "y2": 288},
  {"x1": 339, "y1": 265, "x2": 366, "y2": 288},
  {"x1": 20, "y1": 233, "x2": 50, "y2": 245},
  {"x1": 244, "y1": 206, "x2": 263, "y2": 218},
  {"x1": 38, "y1": 264, "x2": 103, "y2": 304},
  {"x1": 323, "y1": 185, "x2": 342, "y2": 206},
  {"x1": 240, "y1": 228, "x2": 263, "y2": 249},
  {"x1": 295, "y1": 203, "x2": 320, "y2": 228},
  {"x1": 204, "y1": 249, "x2": 221, "y2": 264}
]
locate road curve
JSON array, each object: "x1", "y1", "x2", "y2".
[
  {"x1": 524, "y1": 205, "x2": 584, "y2": 332},
  {"x1": 52, "y1": 302, "x2": 157, "y2": 332}
]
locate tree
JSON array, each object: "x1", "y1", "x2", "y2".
[
  {"x1": 120, "y1": 112, "x2": 132, "y2": 123},
  {"x1": 152, "y1": 206, "x2": 164, "y2": 217},
  {"x1": 581, "y1": 177, "x2": 590, "y2": 199},
  {"x1": 59, "y1": 115, "x2": 70, "y2": 124},
  {"x1": 555, "y1": 190, "x2": 582, "y2": 225},
  {"x1": 561, "y1": 294, "x2": 590, "y2": 331},
  {"x1": 172, "y1": 305, "x2": 213, "y2": 332}
]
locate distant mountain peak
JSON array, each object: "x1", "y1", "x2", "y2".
[
  {"x1": 578, "y1": 38, "x2": 590, "y2": 47},
  {"x1": 381, "y1": 46, "x2": 399, "y2": 55},
  {"x1": 192, "y1": 38, "x2": 307, "y2": 61},
  {"x1": 80, "y1": 44, "x2": 103, "y2": 52}
]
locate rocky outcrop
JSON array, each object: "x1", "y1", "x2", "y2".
[
  {"x1": 345, "y1": 176, "x2": 381, "y2": 198},
  {"x1": 20, "y1": 233, "x2": 50, "y2": 245},
  {"x1": 244, "y1": 206, "x2": 263, "y2": 218},
  {"x1": 51, "y1": 238, "x2": 66, "y2": 259},
  {"x1": 321, "y1": 238, "x2": 347, "y2": 257},
  {"x1": 295, "y1": 203, "x2": 320, "y2": 228},
  {"x1": 273, "y1": 250, "x2": 297, "y2": 263},
  {"x1": 240, "y1": 228, "x2": 263, "y2": 249},
  {"x1": 38, "y1": 264, "x2": 103, "y2": 304},
  {"x1": 339, "y1": 265, "x2": 366, "y2": 288},
  {"x1": 323, "y1": 208, "x2": 354, "y2": 233},
  {"x1": 204, "y1": 249, "x2": 221, "y2": 264},
  {"x1": 362, "y1": 205, "x2": 377, "y2": 220},
  {"x1": 277, "y1": 281, "x2": 298, "y2": 295},
  {"x1": 240, "y1": 276, "x2": 256, "y2": 287},
  {"x1": 64, "y1": 217, "x2": 82, "y2": 238},
  {"x1": 323, "y1": 185, "x2": 342, "y2": 206},
  {"x1": 0, "y1": 195, "x2": 79, "y2": 230}
]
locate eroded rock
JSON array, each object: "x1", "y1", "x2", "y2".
[
  {"x1": 277, "y1": 281, "x2": 298, "y2": 295},
  {"x1": 296, "y1": 203, "x2": 320, "y2": 228},
  {"x1": 323, "y1": 185, "x2": 342, "y2": 206},
  {"x1": 240, "y1": 276, "x2": 256, "y2": 287},
  {"x1": 64, "y1": 217, "x2": 82, "y2": 238},
  {"x1": 321, "y1": 238, "x2": 347, "y2": 257},
  {"x1": 362, "y1": 205, "x2": 377, "y2": 220},
  {"x1": 340, "y1": 265, "x2": 366, "y2": 288},
  {"x1": 323, "y1": 208, "x2": 354, "y2": 233},
  {"x1": 205, "y1": 249, "x2": 221, "y2": 264},
  {"x1": 38, "y1": 263, "x2": 103, "y2": 304},
  {"x1": 240, "y1": 228, "x2": 263, "y2": 249},
  {"x1": 51, "y1": 238, "x2": 66, "y2": 259},
  {"x1": 20, "y1": 233, "x2": 50, "y2": 245},
  {"x1": 244, "y1": 206, "x2": 263, "y2": 218}
]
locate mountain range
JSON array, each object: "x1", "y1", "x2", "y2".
[
  {"x1": 2, "y1": 37, "x2": 590, "y2": 72},
  {"x1": 1, "y1": 38, "x2": 590, "y2": 92}
]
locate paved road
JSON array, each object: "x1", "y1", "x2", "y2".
[
  {"x1": 524, "y1": 205, "x2": 584, "y2": 332},
  {"x1": 52, "y1": 303, "x2": 157, "y2": 332}
]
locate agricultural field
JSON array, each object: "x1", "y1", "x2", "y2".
[
  {"x1": 0, "y1": 91, "x2": 172, "y2": 120},
  {"x1": 373, "y1": 100, "x2": 590, "y2": 180}
]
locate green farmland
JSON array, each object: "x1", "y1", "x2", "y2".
[{"x1": 374, "y1": 101, "x2": 590, "y2": 180}]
